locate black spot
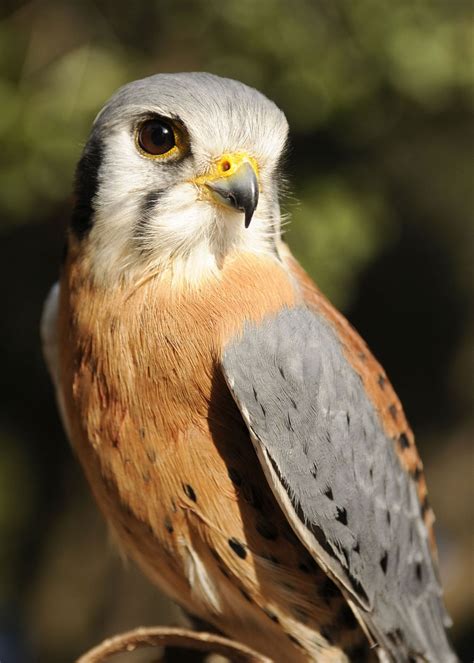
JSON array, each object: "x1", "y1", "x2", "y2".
[
  {"x1": 353, "y1": 541, "x2": 361, "y2": 554},
  {"x1": 310, "y1": 463, "x2": 318, "y2": 479},
  {"x1": 413, "y1": 465, "x2": 423, "y2": 481},
  {"x1": 386, "y1": 510, "x2": 392, "y2": 525},
  {"x1": 378, "y1": 373, "x2": 386, "y2": 389},
  {"x1": 256, "y1": 519, "x2": 279, "y2": 541},
  {"x1": 324, "y1": 486, "x2": 334, "y2": 500},
  {"x1": 164, "y1": 517, "x2": 173, "y2": 534},
  {"x1": 298, "y1": 562, "x2": 310, "y2": 574},
  {"x1": 228, "y1": 466, "x2": 242, "y2": 487},
  {"x1": 183, "y1": 484, "x2": 197, "y2": 502},
  {"x1": 242, "y1": 483, "x2": 264, "y2": 511},
  {"x1": 239, "y1": 587, "x2": 252, "y2": 602},
  {"x1": 228, "y1": 537, "x2": 247, "y2": 559},
  {"x1": 339, "y1": 603, "x2": 358, "y2": 630},
  {"x1": 146, "y1": 449, "x2": 157, "y2": 463},
  {"x1": 369, "y1": 466, "x2": 374, "y2": 480},
  {"x1": 380, "y1": 552, "x2": 388, "y2": 574},
  {"x1": 287, "y1": 634, "x2": 302, "y2": 648},
  {"x1": 252, "y1": 386, "x2": 258, "y2": 401},
  {"x1": 336, "y1": 506, "x2": 348, "y2": 525},
  {"x1": 421, "y1": 495, "x2": 430, "y2": 518},
  {"x1": 321, "y1": 577, "x2": 339, "y2": 601},
  {"x1": 278, "y1": 366, "x2": 286, "y2": 379},
  {"x1": 291, "y1": 605, "x2": 309, "y2": 623},
  {"x1": 262, "y1": 607, "x2": 279, "y2": 623},
  {"x1": 218, "y1": 564, "x2": 229, "y2": 578},
  {"x1": 346, "y1": 643, "x2": 369, "y2": 660},
  {"x1": 320, "y1": 626, "x2": 334, "y2": 645},
  {"x1": 415, "y1": 562, "x2": 423, "y2": 582},
  {"x1": 285, "y1": 413, "x2": 294, "y2": 432},
  {"x1": 289, "y1": 397, "x2": 298, "y2": 409},
  {"x1": 260, "y1": 403, "x2": 266, "y2": 417},
  {"x1": 346, "y1": 412, "x2": 350, "y2": 426},
  {"x1": 71, "y1": 135, "x2": 103, "y2": 238},
  {"x1": 347, "y1": 575, "x2": 369, "y2": 605},
  {"x1": 282, "y1": 524, "x2": 299, "y2": 545},
  {"x1": 399, "y1": 432, "x2": 410, "y2": 449},
  {"x1": 389, "y1": 403, "x2": 398, "y2": 420}
]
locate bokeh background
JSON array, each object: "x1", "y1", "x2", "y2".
[{"x1": 0, "y1": 1, "x2": 472, "y2": 661}]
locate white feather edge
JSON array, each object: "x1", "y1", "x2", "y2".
[
  {"x1": 40, "y1": 282, "x2": 71, "y2": 440},
  {"x1": 222, "y1": 377, "x2": 396, "y2": 661}
]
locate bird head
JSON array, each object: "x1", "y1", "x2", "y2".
[{"x1": 71, "y1": 72, "x2": 289, "y2": 286}]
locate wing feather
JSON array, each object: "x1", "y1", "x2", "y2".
[{"x1": 222, "y1": 303, "x2": 456, "y2": 663}]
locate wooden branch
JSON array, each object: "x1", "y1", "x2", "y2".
[{"x1": 76, "y1": 626, "x2": 273, "y2": 663}]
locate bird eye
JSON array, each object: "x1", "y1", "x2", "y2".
[{"x1": 137, "y1": 119, "x2": 177, "y2": 157}]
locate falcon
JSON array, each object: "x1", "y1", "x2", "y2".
[{"x1": 42, "y1": 73, "x2": 457, "y2": 662}]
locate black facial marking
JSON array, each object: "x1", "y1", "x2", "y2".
[
  {"x1": 71, "y1": 135, "x2": 103, "y2": 238},
  {"x1": 378, "y1": 373, "x2": 386, "y2": 389},
  {"x1": 310, "y1": 462, "x2": 318, "y2": 479},
  {"x1": 389, "y1": 403, "x2": 398, "y2": 420},
  {"x1": 183, "y1": 484, "x2": 197, "y2": 502},
  {"x1": 142, "y1": 189, "x2": 165, "y2": 216},
  {"x1": 256, "y1": 518, "x2": 279, "y2": 541},
  {"x1": 228, "y1": 537, "x2": 247, "y2": 559},
  {"x1": 164, "y1": 516, "x2": 173, "y2": 534},
  {"x1": 380, "y1": 551, "x2": 388, "y2": 574},
  {"x1": 336, "y1": 506, "x2": 348, "y2": 526}
]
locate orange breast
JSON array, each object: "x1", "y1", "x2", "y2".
[{"x1": 56, "y1": 242, "x2": 378, "y2": 661}]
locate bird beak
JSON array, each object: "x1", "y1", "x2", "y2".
[{"x1": 195, "y1": 154, "x2": 259, "y2": 228}]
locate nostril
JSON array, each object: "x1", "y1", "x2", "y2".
[{"x1": 221, "y1": 160, "x2": 231, "y2": 172}]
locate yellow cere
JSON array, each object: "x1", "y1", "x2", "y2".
[{"x1": 193, "y1": 152, "x2": 259, "y2": 185}]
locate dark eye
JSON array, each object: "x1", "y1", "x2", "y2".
[{"x1": 137, "y1": 119, "x2": 176, "y2": 156}]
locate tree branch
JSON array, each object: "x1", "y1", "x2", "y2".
[{"x1": 76, "y1": 626, "x2": 273, "y2": 663}]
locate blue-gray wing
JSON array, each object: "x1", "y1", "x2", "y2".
[{"x1": 221, "y1": 306, "x2": 456, "y2": 663}]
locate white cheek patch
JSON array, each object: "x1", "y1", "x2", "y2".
[{"x1": 87, "y1": 128, "x2": 281, "y2": 286}]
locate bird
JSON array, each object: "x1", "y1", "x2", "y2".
[{"x1": 41, "y1": 72, "x2": 457, "y2": 663}]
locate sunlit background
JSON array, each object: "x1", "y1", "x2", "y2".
[{"x1": 0, "y1": 1, "x2": 472, "y2": 661}]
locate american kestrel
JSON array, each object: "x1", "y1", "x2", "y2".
[{"x1": 42, "y1": 73, "x2": 457, "y2": 662}]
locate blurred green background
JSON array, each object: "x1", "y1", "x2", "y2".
[{"x1": 0, "y1": 1, "x2": 472, "y2": 661}]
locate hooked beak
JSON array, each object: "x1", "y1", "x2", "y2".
[{"x1": 194, "y1": 154, "x2": 259, "y2": 228}]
